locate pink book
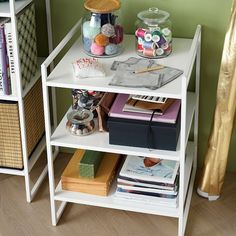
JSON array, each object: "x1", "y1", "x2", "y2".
[{"x1": 109, "y1": 94, "x2": 181, "y2": 124}]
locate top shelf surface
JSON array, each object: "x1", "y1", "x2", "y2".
[
  {"x1": 46, "y1": 35, "x2": 193, "y2": 99},
  {"x1": 0, "y1": 0, "x2": 32, "y2": 17}
]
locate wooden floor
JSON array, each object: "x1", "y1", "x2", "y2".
[{"x1": 0, "y1": 152, "x2": 236, "y2": 236}]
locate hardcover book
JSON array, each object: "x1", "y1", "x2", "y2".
[
  {"x1": 119, "y1": 155, "x2": 179, "y2": 184},
  {"x1": 0, "y1": 24, "x2": 10, "y2": 95},
  {"x1": 115, "y1": 188, "x2": 178, "y2": 207},
  {"x1": 109, "y1": 93, "x2": 181, "y2": 124},
  {"x1": 117, "y1": 175, "x2": 178, "y2": 191},
  {"x1": 4, "y1": 2, "x2": 38, "y2": 91},
  {"x1": 123, "y1": 96, "x2": 175, "y2": 115},
  {"x1": 117, "y1": 183, "x2": 178, "y2": 196}
]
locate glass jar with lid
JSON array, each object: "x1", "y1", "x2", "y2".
[
  {"x1": 135, "y1": 7, "x2": 172, "y2": 58},
  {"x1": 82, "y1": 0, "x2": 123, "y2": 57}
]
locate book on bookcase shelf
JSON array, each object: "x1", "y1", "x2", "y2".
[
  {"x1": 0, "y1": 3, "x2": 38, "y2": 96},
  {"x1": 114, "y1": 188, "x2": 178, "y2": 207},
  {"x1": 119, "y1": 155, "x2": 179, "y2": 185},
  {"x1": 109, "y1": 93, "x2": 181, "y2": 124},
  {"x1": 117, "y1": 183, "x2": 178, "y2": 196},
  {"x1": 123, "y1": 96, "x2": 176, "y2": 115},
  {"x1": 0, "y1": 24, "x2": 11, "y2": 95},
  {"x1": 117, "y1": 175, "x2": 178, "y2": 191}
]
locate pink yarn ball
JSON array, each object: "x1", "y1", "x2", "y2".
[{"x1": 91, "y1": 42, "x2": 105, "y2": 56}]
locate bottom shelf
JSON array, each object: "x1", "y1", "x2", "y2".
[
  {"x1": 54, "y1": 142, "x2": 195, "y2": 219},
  {"x1": 55, "y1": 180, "x2": 179, "y2": 218}
]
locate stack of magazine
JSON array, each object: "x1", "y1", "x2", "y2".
[{"x1": 115, "y1": 155, "x2": 179, "y2": 207}]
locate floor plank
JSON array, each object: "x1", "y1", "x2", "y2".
[{"x1": 0, "y1": 152, "x2": 235, "y2": 236}]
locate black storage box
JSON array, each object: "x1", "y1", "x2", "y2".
[{"x1": 107, "y1": 115, "x2": 180, "y2": 151}]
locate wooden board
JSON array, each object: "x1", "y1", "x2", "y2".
[{"x1": 61, "y1": 149, "x2": 121, "y2": 196}]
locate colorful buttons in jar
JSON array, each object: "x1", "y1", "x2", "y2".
[
  {"x1": 82, "y1": 0, "x2": 123, "y2": 57},
  {"x1": 135, "y1": 8, "x2": 172, "y2": 58}
]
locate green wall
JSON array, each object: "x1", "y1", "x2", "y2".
[{"x1": 39, "y1": 0, "x2": 236, "y2": 171}]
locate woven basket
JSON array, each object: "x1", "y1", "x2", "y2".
[{"x1": 0, "y1": 80, "x2": 45, "y2": 169}]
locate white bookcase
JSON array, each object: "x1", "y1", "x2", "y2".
[
  {"x1": 0, "y1": 0, "x2": 54, "y2": 203},
  {"x1": 41, "y1": 18, "x2": 201, "y2": 236}
]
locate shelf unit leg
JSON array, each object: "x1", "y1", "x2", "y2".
[
  {"x1": 178, "y1": 215, "x2": 184, "y2": 236},
  {"x1": 41, "y1": 60, "x2": 61, "y2": 225},
  {"x1": 9, "y1": 0, "x2": 31, "y2": 203}
]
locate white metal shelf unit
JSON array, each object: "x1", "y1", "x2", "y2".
[
  {"x1": 41, "y1": 17, "x2": 201, "y2": 236},
  {"x1": 0, "y1": 0, "x2": 52, "y2": 202}
]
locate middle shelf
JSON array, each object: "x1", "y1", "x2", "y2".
[{"x1": 51, "y1": 92, "x2": 196, "y2": 161}]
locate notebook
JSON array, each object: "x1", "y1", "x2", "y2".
[{"x1": 109, "y1": 94, "x2": 181, "y2": 124}]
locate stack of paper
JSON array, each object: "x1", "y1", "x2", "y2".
[{"x1": 115, "y1": 155, "x2": 179, "y2": 207}]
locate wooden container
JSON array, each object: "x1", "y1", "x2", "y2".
[
  {"x1": 0, "y1": 80, "x2": 45, "y2": 169},
  {"x1": 61, "y1": 149, "x2": 121, "y2": 196}
]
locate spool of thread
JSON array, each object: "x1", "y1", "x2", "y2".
[
  {"x1": 101, "y1": 23, "x2": 115, "y2": 37},
  {"x1": 90, "y1": 13, "x2": 101, "y2": 28},
  {"x1": 165, "y1": 34, "x2": 172, "y2": 43},
  {"x1": 144, "y1": 32, "x2": 152, "y2": 42},
  {"x1": 156, "y1": 36, "x2": 167, "y2": 47},
  {"x1": 109, "y1": 25, "x2": 123, "y2": 44},
  {"x1": 156, "y1": 48, "x2": 164, "y2": 56},
  {"x1": 83, "y1": 37, "x2": 92, "y2": 52},
  {"x1": 135, "y1": 28, "x2": 146, "y2": 38},
  {"x1": 137, "y1": 37, "x2": 143, "y2": 45},
  {"x1": 83, "y1": 21, "x2": 101, "y2": 39},
  {"x1": 151, "y1": 30, "x2": 162, "y2": 42},
  {"x1": 162, "y1": 28, "x2": 171, "y2": 36},
  {"x1": 142, "y1": 40, "x2": 155, "y2": 49},
  {"x1": 91, "y1": 42, "x2": 105, "y2": 56},
  {"x1": 137, "y1": 43, "x2": 144, "y2": 52},
  {"x1": 95, "y1": 34, "x2": 109, "y2": 46},
  {"x1": 161, "y1": 42, "x2": 169, "y2": 50},
  {"x1": 143, "y1": 48, "x2": 156, "y2": 57},
  {"x1": 164, "y1": 44, "x2": 172, "y2": 54},
  {"x1": 105, "y1": 43, "x2": 118, "y2": 55}
]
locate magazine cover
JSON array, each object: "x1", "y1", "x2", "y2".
[{"x1": 119, "y1": 155, "x2": 179, "y2": 184}]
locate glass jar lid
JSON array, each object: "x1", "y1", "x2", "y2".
[
  {"x1": 67, "y1": 109, "x2": 94, "y2": 124},
  {"x1": 137, "y1": 7, "x2": 170, "y2": 25},
  {"x1": 84, "y1": 0, "x2": 121, "y2": 13}
]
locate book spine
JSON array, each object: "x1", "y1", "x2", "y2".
[
  {"x1": 0, "y1": 25, "x2": 10, "y2": 95},
  {"x1": 0, "y1": 26, "x2": 4, "y2": 95},
  {"x1": 5, "y1": 23, "x2": 15, "y2": 95}
]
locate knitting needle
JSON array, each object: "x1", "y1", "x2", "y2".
[{"x1": 133, "y1": 65, "x2": 165, "y2": 74}]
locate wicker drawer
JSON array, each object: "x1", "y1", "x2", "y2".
[{"x1": 0, "y1": 80, "x2": 45, "y2": 169}]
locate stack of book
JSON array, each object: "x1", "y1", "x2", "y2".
[
  {"x1": 0, "y1": 3, "x2": 38, "y2": 96},
  {"x1": 115, "y1": 155, "x2": 179, "y2": 207},
  {"x1": 107, "y1": 94, "x2": 181, "y2": 151},
  {"x1": 61, "y1": 149, "x2": 121, "y2": 196}
]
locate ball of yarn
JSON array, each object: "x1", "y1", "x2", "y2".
[
  {"x1": 83, "y1": 37, "x2": 92, "y2": 52},
  {"x1": 95, "y1": 34, "x2": 109, "y2": 46},
  {"x1": 83, "y1": 21, "x2": 101, "y2": 39},
  {"x1": 101, "y1": 23, "x2": 115, "y2": 37},
  {"x1": 91, "y1": 42, "x2": 105, "y2": 56},
  {"x1": 109, "y1": 25, "x2": 124, "y2": 44},
  {"x1": 105, "y1": 43, "x2": 118, "y2": 55}
]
